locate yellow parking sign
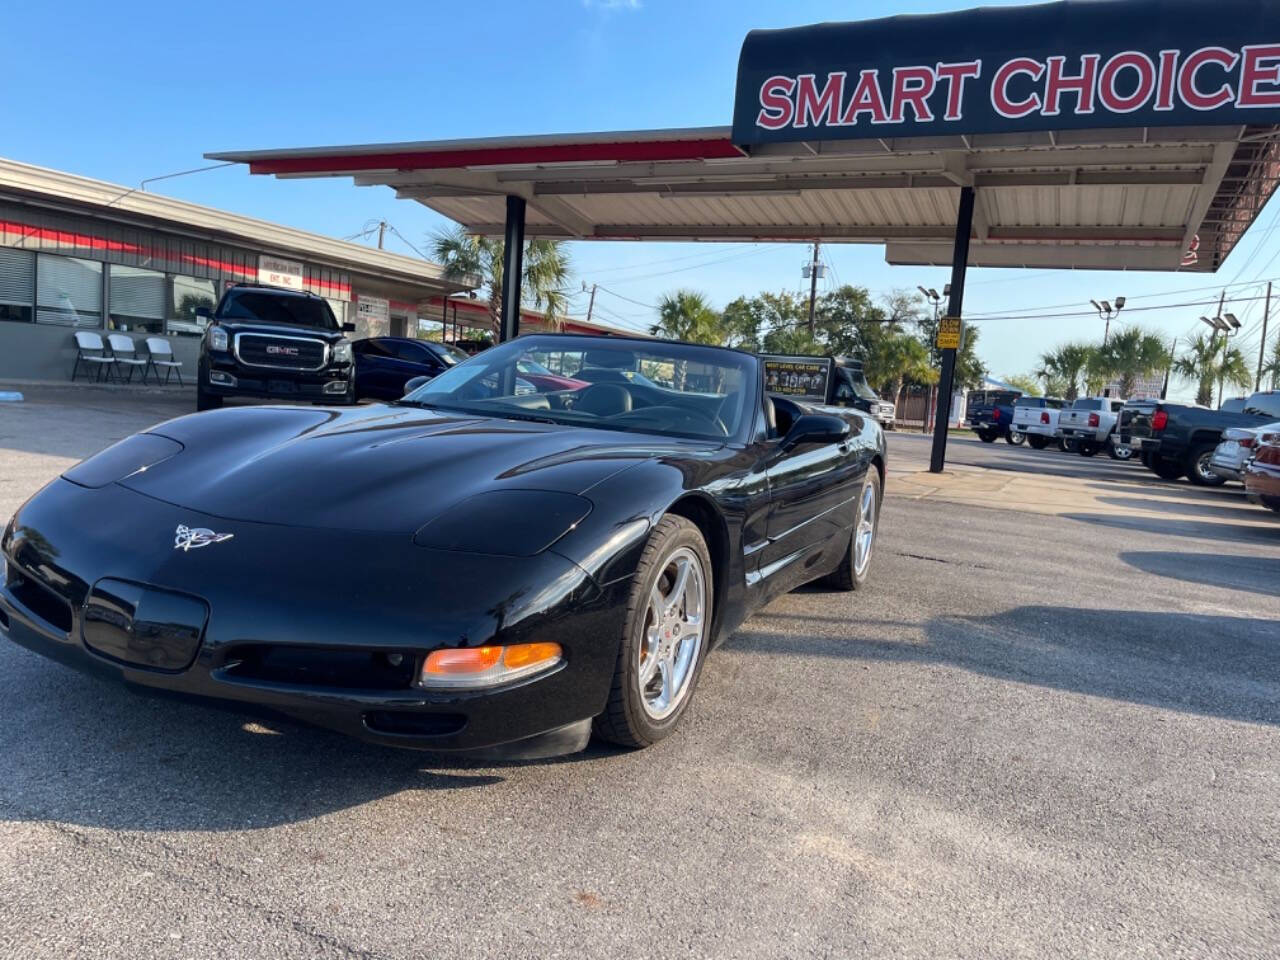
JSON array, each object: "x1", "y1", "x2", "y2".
[{"x1": 936, "y1": 316, "x2": 963, "y2": 350}]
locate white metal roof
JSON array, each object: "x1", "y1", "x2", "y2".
[
  {"x1": 210, "y1": 122, "x2": 1280, "y2": 273},
  {"x1": 0, "y1": 156, "x2": 469, "y2": 292}
]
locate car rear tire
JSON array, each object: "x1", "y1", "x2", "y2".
[
  {"x1": 1078, "y1": 440, "x2": 1099, "y2": 457},
  {"x1": 196, "y1": 384, "x2": 222, "y2": 411},
  {"x1": 978, "y1": 430, "x2": 997, "y2": 443},
  {"x1": 824, "y1": 468, "x2": 881, "y2": 592},
  {"x1": 1186, "y1": 444, "x2": 1226, "y2": 487},
  {"x1": 1261, "y1": 496, "x2": 1280, "y2": 514},
  {"x1": 1150, "y1": 457, "x2": 1185, "y2": 481},
  {"x1": 594, "y1": 515, "x2": 713, "y2": 749},
  {"x1": 1006, "y1": 431, "x2": 1026, "y2": 445},
  {"x1": 1109, "y1": 440, "x2": 1134, "y2": 461},
  {"x1": 1027, "y1": 435, "x2": 1048, "y2": 450},
  {"x1": 1061, "y1": 437, "x2": 1078, "y2": 453}
]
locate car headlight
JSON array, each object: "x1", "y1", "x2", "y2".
[
  {"x1": 417, "y1": 642, "x2": 563, "y2": 690},
  {"x1": 208, "y1": 326, "x2": 228, "y2": 352},
  {"x1": 62, "y1": 434, "x2": 183, "y2": 488},
  {"x1": 332, "y1": 340, "x2": 352, "y2": 364}
]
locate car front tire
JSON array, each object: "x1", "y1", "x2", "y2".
[
  {"x1": 824, "y1": 467, "x2": 881, "y2": 592},
  {"x1": 594, "y1": 515, "x2": 713, "y2": 749},
  {"x1": 1027, "y1": 435, "x2": 1048, "y2": 450},
  {"x1": 196, "y1": 382, "x2": 222, "y2": 411}
]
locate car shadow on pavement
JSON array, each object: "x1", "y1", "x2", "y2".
[
  {"x1": 1121, "y1": 551, "x2": 1280, "y2": 598},
  {"x1": 729, "y1": 605, "x2": 1279, "y2": 727},
  {"x1": 1087, "y1": 481, "x2": 1242, "y2": 501},
  {"x1": 1062, "y1": 511, "x2": 1280, "y2": 546},
  {"x1": 0, "y1": 648, "x2": 613, "y2": 834},
  {"x1": 1096, "y1": 495, "x2": 1280, "y2": 523}
]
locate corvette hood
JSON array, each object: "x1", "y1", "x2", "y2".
[{"x1": 119, "y1": 403, "x2": 714, "y2": 533}]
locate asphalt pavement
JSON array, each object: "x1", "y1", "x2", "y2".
[{"x1": 1, "y1": 389, "x2": 1278, "y2": 958}]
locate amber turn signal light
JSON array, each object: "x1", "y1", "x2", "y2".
[{"x1": 419, "y1": 642, "x2": 562, "y2": 689}]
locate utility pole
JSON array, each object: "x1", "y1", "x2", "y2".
[
  {"x1": 1160, "y1": 337, "x2": 1176, "y2": 400},
  {"x1": 1257, "y1": 281, "x2": 1271, "y2": 392},
  {"x1": 585, "y1": 283, "x2": 598, "y2": 324},
  {"x1": 806, "y1": 241, "x2": 821, "y2": 334},
  {"x1": 376, "y1": 220, "x2": 387, "y2": 249}
]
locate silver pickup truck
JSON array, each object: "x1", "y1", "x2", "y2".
[
  {"x1": 1058, "y1": 396, "x2": 1129, "y2": 458},
  {"x1": 1010, "y1": 396, "x2": 1065, "y2": 449}
]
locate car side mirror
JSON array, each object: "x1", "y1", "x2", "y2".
[
  {"x1": 402, "y1": 375, "x2": 432, "y2": 397},
  {"x1": 342, "y1": 322, "x2": 356, "y2": 333},
  {"x1": 782, "y1": 413, "x2": 850, "y2": 450},
  {"x1": 194, "y1": 306, "x2": 213, "y2": 320}
]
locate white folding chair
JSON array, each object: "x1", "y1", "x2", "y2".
[
  {"x1": 72, "y1": 331, "x2": 116, "y2": 382},
  {"x1": 107, "y1": 333, "x2": 148, "y2": 384},
  {"x1": 144, "y1": 336, "x2": 185, "y2": 386}
]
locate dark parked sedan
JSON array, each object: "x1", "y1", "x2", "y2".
[
  {"x1": 352, "y1": 337, "x2": 469, "y2": 400},
  {"x1": 2, "y1": 335, "x2": 885, "y2": 758}
]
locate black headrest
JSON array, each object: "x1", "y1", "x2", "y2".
[{"x1": 583, "y1": 350, "x2": 634, "y2": 369}]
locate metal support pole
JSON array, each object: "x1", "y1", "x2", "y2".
[
  {"x1": 929, "y1": 186, "x2": 975, "y2": 474},
  {"x1": 499, "y1": 195, "x2": 526, "y2": 343}
]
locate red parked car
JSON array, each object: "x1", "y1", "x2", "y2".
[
  {"x1": 516, "y1": 358, "x2": 587, "y2": 393},
  {"x1": 1244, "y1": 426, "x2": 1280, "y2": 514}
]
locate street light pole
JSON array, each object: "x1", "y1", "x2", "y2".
[{"x1": 1091, "y1": 295, "x2": 1125, "y2": 345}]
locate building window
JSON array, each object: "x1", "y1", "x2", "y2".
[
  {"x1": 108, "y1": 265, "x2": 166, "y2": 334},
  {"x1": 0, "y1": 248, "x2": 35, "y2": 323},
  {"x1": 36, "y1": 254, "x2": 102, "y2": 326},
  {"x1": 169, "y1": 275, "x2": 218, "y2": 337}
]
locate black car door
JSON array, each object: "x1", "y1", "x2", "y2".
[{"x1": 756, "y1": 395, "x2": 863, "y2": 598}]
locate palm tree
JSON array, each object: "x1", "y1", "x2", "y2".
[
  {"x1": 651, "y1": 291, "x2": 724, "y2": 390},
  {"x1": 1260, "y1": 337, "x2": 1280, "y2": 390},
  {"x1": 431, "y1": 227, "x2": 571, "y2": 335},
  {"x1": 1036, "y1": 342, "x2": 1093, "y2": 402},
  {"x1": 1173, "y1": 334, "x2": 1252, "y2": 406},
  {"x1": 1094, "y1": 326, "x2": 1169, "y2": 399},
  {"x1": 650, "y1": 291, "x2": 723, "y2": 344}
]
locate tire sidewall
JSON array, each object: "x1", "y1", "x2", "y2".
[
  {"x1": 849, "y1": 468, "x2": 882, "y2": 590},
  {"x1": 617, "y1": 516, "x2": 714, "y2": 745}
]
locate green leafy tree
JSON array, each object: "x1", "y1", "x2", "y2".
[
  {"x1": 649, "y1": 290, "x2": 723, "y2": 344},
  {"x1": 431, "y1": 226, "x2": 570, "y2": 335},
  {"x1": 1259, "y1": 336, "x2": 1280, "y2": 390},
  {"x1": 1037, "y1": 342, "x2": 1094, "y2": 402},
  {"x1": 1173, "y1": 333, "x2": 1251, "y2": 406},
  {"x1": 1094, "y1": 326, "x2": 1169, "y2": 399},
  {"x1": 1003, "y1": 373, "x2": 1042, "y2": 395}
]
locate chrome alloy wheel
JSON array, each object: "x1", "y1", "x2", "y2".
[
  {"x1": 854, "y1": 478, "x2": 877, "y2": 577},
  {"x1": 638, "y1": 547, "x2": 706, "y2": 721}
]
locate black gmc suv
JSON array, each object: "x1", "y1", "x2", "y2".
[{"x1": 196, "y1": 285, "x2": 356, "y2": 411}]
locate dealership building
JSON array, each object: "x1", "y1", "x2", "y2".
[{"x1": 0, "y1": 157, "x2": 485, "y2": 383}]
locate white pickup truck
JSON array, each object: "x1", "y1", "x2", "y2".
[
  {"x1": 1010, "y1": 396, "x2": 1066, "y2": 449},
  {"x1": 1058, "y1": 396, "x2": 1128, "y2": 458}
]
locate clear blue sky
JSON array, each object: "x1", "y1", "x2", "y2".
[{"x1": 5, "y1": 0, "x2": 1277, "y2": 401}]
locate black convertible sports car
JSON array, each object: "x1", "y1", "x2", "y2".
[{"x1": 1, "y1": 335, "x2": 885, "y2": 758}]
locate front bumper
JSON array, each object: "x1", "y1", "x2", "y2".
[
  {"x1": 2, "y1": 479, "x2": 624, "y2": 755},
  {"x1": 205, "y1": 352, "x2": 353, "y2": 402}
]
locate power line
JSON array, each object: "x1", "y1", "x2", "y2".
[{"x1": 596, "y1": 286, "x2": 658, "y2": 309}]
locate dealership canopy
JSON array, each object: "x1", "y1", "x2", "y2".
[{"x1": 210, "y1": 0, "x2": 1280, "y2": 469}]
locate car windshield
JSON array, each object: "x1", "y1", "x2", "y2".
[
  {"x1": 839, "y1": 368, "x2": 878, "y2": 402},
  {"x1": 403, "y1": 336, "x2": 756, "y2": 442},
  {"x1": 219, "y1": 292, "x2": 337, "y2": 330},
  {"x1": 432, "y1": 343, "x2": 468, "y2": 365}
]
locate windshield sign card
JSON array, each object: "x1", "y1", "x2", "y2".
[{"x1": 763, "y1": 355, "x2": 832, "y2": 401}]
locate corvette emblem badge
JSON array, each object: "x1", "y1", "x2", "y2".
[{"x1": 174, "y1": 524, "x2": 234, "y2": 552}]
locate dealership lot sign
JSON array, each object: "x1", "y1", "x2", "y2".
[{"x1": 733, "y1": 0, "x2": 1280, "y2": 144}]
